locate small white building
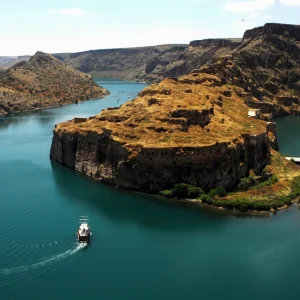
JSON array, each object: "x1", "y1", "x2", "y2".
[{"x1": 248, "y1": 109, "x2": 261, "y2": 118}]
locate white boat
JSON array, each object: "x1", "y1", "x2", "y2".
[{"x1": 77, "y1": 215, "x2": 91, "y2": 243}]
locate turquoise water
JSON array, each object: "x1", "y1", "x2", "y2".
[
  {"x1": 0, "y1": 79, "x2": 300, "y2": 300},
  {"x1": 276, "y1": 115, "x2": 300, "y2": 157}
]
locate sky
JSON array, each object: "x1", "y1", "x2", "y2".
[{"x1": 0, "y1": 0, "x2": 299, "y2": 56}]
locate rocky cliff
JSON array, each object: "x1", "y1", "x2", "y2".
[
  {"x1": 198, "y1": 23, "x2": 300, "y2": 116},
  {"x1": 0, "y1": 51, "x2": 109, "y2": 115},
  {"x1": 50, "y1": 71, "x2": 272, "y2": 193},
  {"x1": 53, "y1": 45, "x2": 188, "y2": 81},
  {"x1": 50, "y1": 23, "x2": 300, "y2": 208},
  {"x1": 53, "y1": 39, "x2": 240, "y2": 83},
  {"x1": 52, "y1": 23, "x2": 300, "y2": 118},
  {"x1": 137, "y1": 39, "x2": 241, "y2": 83}
]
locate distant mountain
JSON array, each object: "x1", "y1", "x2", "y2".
[
  {"x1": 2, "y1": 40, "x2": 241, "y2": 83},
  {"x1": 3, "y1": 23, "x2": 299, "y2": 118},
  {"x1": 53, "y1": 45, "x2": 188, "y2": 81},
  {"x1": 0, "y1": 51, "x2": 109, "y2": 115},
  {"x1": 52, "y1": 40, "x2": 241, "y2": 83},
  {"x1": 137, "y1": 39, "x2": 241, "y2": 82},
  {"x1": 0, "y1": 56, "x2": 31, "y2": 69},
  {"x1": 0, "y1": 56, "x2": 17, "y2": 66}
]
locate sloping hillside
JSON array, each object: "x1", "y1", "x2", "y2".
[
  {"x1": 199, "y1": 23, "x2": 300, "y2": 117},
  {"x1": 53, "y1": 45, "x2": 188, "y2": 81},
  {"x1": 53, "y1": 40, "x2": 240, "y2": 83},
  {"x1": 0, "y1": 51, "x2": 109, "y2": 115}
]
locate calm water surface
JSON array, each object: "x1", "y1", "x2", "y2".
[{"x1": 0, "y1": 79, "x2": 300, "y2": 300}]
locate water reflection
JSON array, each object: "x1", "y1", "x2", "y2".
[
  {"x1": 50, "y1": 161, "x2": 231, "y2": 233},
  {"x1": 0, "y1": 110, "x2": 61, "y2": 132}
]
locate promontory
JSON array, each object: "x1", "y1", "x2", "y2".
[
  {"x1": 0, "y1": 51, "x2": 109, "y2": 116},
  {"x1": 50, "y1": 23, "x2": 300, "y2": 213}
]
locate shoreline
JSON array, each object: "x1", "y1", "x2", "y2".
[
  {"x1": 0, "y1": 94, "x2": 109, "y2": 118},
  {"x1": 151, "y1": 194, "x2": 299, "y2": 217},
  {"x1": 51, "y1": 161, "x2": 299, "y2": 218}
]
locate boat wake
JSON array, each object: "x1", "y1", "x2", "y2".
[{"x1": 0, "y1": 243, "x2": 86, "y2": 276}]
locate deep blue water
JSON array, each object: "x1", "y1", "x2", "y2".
[{"x1": 0, "y1": 79, "x2": 300, "y2": 300}]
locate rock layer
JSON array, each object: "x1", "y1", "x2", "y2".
[
  {"x1": 53, "y1": 23, "x2": 300, "y2": 116},
  {"x1": 50, "y1": 130, "x2": 270, "y2": 193},
  {"x1": 50, "y1": 71, "x2": 272, "y2": 193},
  {"x1": 50, "y1": 23, "x2": 300, "y2": 195},
  {"x1": 53, "y1": 39, "x2": 240, "y2": 83}
]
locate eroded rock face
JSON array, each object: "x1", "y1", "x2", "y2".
[
  {"x1": 50, "y1": 69, "x2": 273, "y2": 193},
  {"x1": 53, "y1": 39, "x2": 240, "y2": 84},
  {"x1": 50, "y1": 23, "x2": 300, "y2": 194},
  {"x1": 171, "y1": 108, "x2": 212, "y2": 127},
  {"x1": 50, "y1": 130, "x2": 270, "y2": 193}
]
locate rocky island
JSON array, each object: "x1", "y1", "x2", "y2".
[
  {"x1": 0, "y1": 51, "x2": 109, "y2": 116},
  {"x1": 50, "y1": 23, "x2": 300, "y2": 213}
]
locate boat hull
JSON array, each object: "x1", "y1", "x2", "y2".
[{"x1": 78, "y1": 233, "x2": 90, "y2": 243}]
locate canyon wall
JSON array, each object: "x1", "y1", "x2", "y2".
[{"x1": 50, "y1": 129, "x2": 270, "y2": 193}]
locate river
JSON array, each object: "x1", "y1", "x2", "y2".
[{"x1": 0, "y1": 79, "x2": 299, "y2": 300}]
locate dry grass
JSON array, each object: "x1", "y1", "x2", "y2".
[
  {"x1": 56, "y1": 73, "x2": 267, "y2": 149},
  {"x1": 220, "y1": 150, "x2": 299, "y2": 203},
  {"x1": 0, "y1": 51, "x2": 109, "y2": 115}
]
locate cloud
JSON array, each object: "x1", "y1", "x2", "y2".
[
  {"x1": 262, "y1": 15, "x2": 272, "y2": 19},
  {"x1": 49, "y1": 8, "x2": 85, "y2": 16},
  {"x1": 223, "y1": 0, "x2": 275, "y2": 13},
  {"x1": 60, "y1": 23, "x2": 69, "y2": 28},
  {"x1": 280, "y1": 0, "x2": 300, "y2": 5}
]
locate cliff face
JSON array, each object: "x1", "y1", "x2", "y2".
[
  {"x1": 50, "y1": 71, "x2": 271, "y2": 193},
  {"x1": 51, "y1": 130, "x2": 270, "y2": 193},
  {"x1": 52, "y1": 23, "x2": 300, "y2": 117},
  {"x1": 50, "y1": 23, "x2": 300, "y2": 196},
  {"x1": 53, "y1": 39, "x2": 240, "y2": 83},
  {"x1": 198, "y1": 23, "x2": 300, "y2": 116},
  {"x1": 137, "y1": 39, "x2": 241, "y2": 83},
  {"x1": 53, "y1": 45, "x2": 188, "y2": 81},
  {"x1": 0, "y1": 51, "x2": 109, "y2": 115}
]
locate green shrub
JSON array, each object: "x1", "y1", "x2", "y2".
[
  {"x1": 187, "y1": 185, "x2": 204, "y2": 198},
  {"x1": 208, "y1": 189, "x2": 217, "y2": 198},
  {"x1": 291, "y1": 176, "x2": 300, "y2": 198},
  {"x1": 250, "y1": 175, "x2": 278, "y2": 190},
  {"x1": 173, "y1": 183, "x2": 190, "y2": 198},
  {"x1": 237, "y1": 176, "x2": 258, "y2": 191},
  {"x1": 208, "y1": 187, "x2": 227, "y2": 198},
  {"x1": 159, "y1": 183, "x2": 204, "y2": 199},
  {"x1": 215, "y1": 187, "x2": 227, "y2": 197},
  {"x1": 159, "y1": 190, "x2": 174, "y2": 198},
  {"x1": 200, "y1": 194, "x2": 212, "y2": 203}
]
